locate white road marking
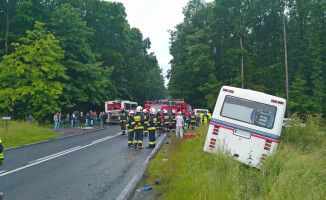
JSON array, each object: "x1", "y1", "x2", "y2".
[
  {"x1": 0, "y1": 133, "x2": 120, "y2": 177},
  {"x1": 116, "y1": 136, "x2": 165, "y2": 200},
  {"x1": 0, "y1": 170, "x2": 7, "y2": 174}
]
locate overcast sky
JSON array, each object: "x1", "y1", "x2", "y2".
[{"x1": 113, "y1": 0, "x2": 195, "y2": 80}]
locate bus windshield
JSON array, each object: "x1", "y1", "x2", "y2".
[
  {"x1": 107, "y1": 104, "x2": 121, "y2": 111},
  {"x1": 220, "y1": 96, "x2": 277, "y2": 129}
]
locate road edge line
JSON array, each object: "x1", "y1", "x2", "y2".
[{"x1": 116, "y1": 133, "x2": 168, "y2": 200}]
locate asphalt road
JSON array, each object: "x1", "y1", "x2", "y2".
[{"x1": 0, "y1": 125, "x2": 163, "y2": 200}]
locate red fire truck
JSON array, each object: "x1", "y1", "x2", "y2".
[{"x1": 144, "y1": 99, "x2": 192, "y2": 118}]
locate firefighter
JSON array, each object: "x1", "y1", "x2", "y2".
[
  {"x1": 156, "y1": 109, "x2": 162, "y2": 133},
  {"x1": 171, "y1": 110, "x2": 176, "y2": 132},
  {"x1": 0, "y1": 137, "x2": 4, "y2": 200},
  {"x1": 196, "y1": 112, "x2": 201, "y2": 127},
  {"x1": 207, "y1": 112, "x2": 212, "y2": 123},
  {"x1": 143, "y1": 109, "x2": 149, "y2": 137},
  {"x1": 120, "y1": 107, "x2": 128, "y2": 135},
  {"x1": 204, "y1": 114, "x2": 208, "y2": 125},
  {"x1": 199, "y1": 111, "x2": 203, "y2": 125},
  {"x1": 190, "y1": 111, "x2": 197, "y2": 129},
  {"x1": 147, "y1": 108, "x2": 157, "y2": 148},
  {"x1": 126, "y1": 111, "x2": 135, "y2": 147},
  {"x1": 163, "y1": 109, "x2": 170, "y2": 133},
  {"x1": 134, "y1": 106, "x2": 145, "y2": 149}
]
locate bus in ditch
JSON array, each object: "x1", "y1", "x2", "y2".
[
  {"x1": 203, "y1": 86, "x2": 286, "y2": 168},
  {"x1": 105, "y1": 100, "x2": 138, "y2": 123}
]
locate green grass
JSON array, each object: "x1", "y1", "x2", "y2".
[
  {"x1": 145, "y1": 116, "x2": 326, "y2": 200},
  {"x1": 0, "y1": 120, "x2": 60, "y2": 148}
]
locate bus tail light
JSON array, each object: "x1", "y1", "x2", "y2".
[
  {"x1": 265, "y1": 140, "x2": 272, "y2": 143},
  {"x1": 210, "y1": 138, "x2": 216, "y2": 142},
  {"x1": 264, "y1": 147, "x2": 270, "y2": 151},
  {"x1": 265, "y1": 143, "x2": 271, "y2": 147},
  {"x1": 223, "y1": 88, "x2": 234, "y2": 93}
]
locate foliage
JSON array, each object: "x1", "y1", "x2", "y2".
[
  {"x1": 0, "y1": 21, "x2": 67, "y2": 121},
  {"x1": 168, "y1": 0, "x2": 326, "y2": 115},
  {"x1": 144, "y1": 117, "x2": 326, "y2": 199},
  {"x1": 0, "y1": 0, "x2": 167, "y2": 120}
]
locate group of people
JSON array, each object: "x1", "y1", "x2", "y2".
[
  {"x1": 119, "y1": 107, "x2": 212, "y2": 147},
  {"x1": 53, "y1": 111, "x2": 108, "y2": 132}
]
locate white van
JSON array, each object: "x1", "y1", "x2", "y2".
[
  {"x1": 203, "y1": 86, "x2": 286, "y2": 168},
  {"x1": 105, "y1": 100, "x2": 138, "y2": 123},
  {"x1": 194, "y1": 109, "x2": 209, "y2": 115}
]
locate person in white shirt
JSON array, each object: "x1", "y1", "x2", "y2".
[{"x1": 175, "y1": 111, "x2": 184, "y2": 138}]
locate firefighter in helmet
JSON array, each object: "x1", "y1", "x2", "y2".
[
  {"x1": 171, "y1": 110, "x2": 176, "y2": 132},
  {"x1": 134, "y1": 106, "x2": 145, "y2": 149},
  {"x1": 126, "y1": 111, "x2": 135, "y2": 147},
  {"x1": 120, "y1": 107, "x2": 128, "y2": 135},
  {"x1": 163, "y1": 109, "x2": 170, "y2": 133},
  {"x1": 143, "y1": 109, "x2": 149, "y2": 137},
  {"x1": 190, "y1": 111, "x2": 196, "y2": 129},
  {"x1": 0, "y1": 137, "x2": 4, "y2": 200},
  {"x1": 147, "y1": 108, "x2": 157, "y2": 148},
  {"x1": 156, "y1": 109, "x2": 162, "y2": 133}
]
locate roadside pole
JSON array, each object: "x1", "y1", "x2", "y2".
[{"x1": 1, "y1": 116, "x2": 11, "y2": 134}]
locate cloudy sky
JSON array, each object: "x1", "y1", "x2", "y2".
[{"x1": 113, "y1": 0, "x2": 202, "y2": 83}]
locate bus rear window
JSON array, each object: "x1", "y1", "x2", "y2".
[
  {"x1": 107, "y1": 104, "x2": 121, "y2": 111},
  {"x1": 220, "y1": 96, "x2": 277, "y2": 129}
]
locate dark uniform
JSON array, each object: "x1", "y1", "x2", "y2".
[
  {"x1": 134, "y1": 112, "x2": 145, "y2": 149},
  {"x1": 143, "y1": 112, "x2": 149, "y2": 137},
  {"x1": 156, "y1": 112, "x2": 162, "y2": 133},
  {"x1": 147, "y1": 113, "x2": 157, "y2": 148},
  {"x1": 171, "y1": 113, "x2": 176, "y2": 131},
  {"x1": 120, "y1": 110, "x2": 128, "y2": 135},
  {"x1": 0, "y1": 138, "x2": 4, "y2": 200},
  {"x1": 190, "y1": 113, "x2": 196, "y2": 129},
  {"x1": 126, "y1": 114, "x2": 135, "y2": 147},
  {"x1": 163, "y1": 113, "x2": 170, "y2": 133}
]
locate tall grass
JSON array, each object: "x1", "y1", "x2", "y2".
[
  {"x1": 146, "y1": 116, "x2": 326, "y2": 200},
  {"x1": 0, "y1": 120, "x2": 59, "y2": 148}
]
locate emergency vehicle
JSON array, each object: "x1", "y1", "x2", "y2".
[
  {"x1": 144, "y1": 99, "x2": 192, "y2": 116},
  {"x1": 204, "y1": 86, "x2": 286, "y2": 168},
  {"x1": 105, "y1": 100, "x2": 138, "y2": 123}
]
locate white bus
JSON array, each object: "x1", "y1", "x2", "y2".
[
  {"x1": 203, "y1": 86, "x2": 286, "y2": 168},
  {"x1": 105, "y1": 100, "x2": 138, "y2": 123}
]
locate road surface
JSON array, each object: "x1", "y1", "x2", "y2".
[{"x1": 0, "y1": 125, "x2": 163, "y2": 200}]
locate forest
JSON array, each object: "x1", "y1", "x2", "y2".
[
  {"x1": 168, "y1": 0, "x2": 326, "y2": 117},
  {"x1": 0, "y1": 0, "x2": 167, "y2": 121}
]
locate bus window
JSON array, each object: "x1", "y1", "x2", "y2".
[
  {"x1": 125, "y1": 103, "x2": 131, "y2": 110},
  {"x1": 221, "y1": 96, "x2": 276, "y2": 129},
  {"x1": 131, "y1": 103, "x2": 137, "y2": 110}
]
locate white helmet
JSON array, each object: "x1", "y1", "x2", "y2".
[
  {"x1": 136, "y1": 106, "x2": 142, "y2": 113},
  {"x1": 178, "y1": 111, "x2": 182, "y2": 115},
  {"x1": 158, "y1": 109, "x2": 161, "y2": 112},
  {"x1": 150, "y1": 108, "x2": 155, "y2": 114},
  {"x1": 129, "y1": 110, "x2": 134, "y2": 116},
  {"x1": 143, "y1": 109, "x2": 147, "y2": 113},
  {"x1": 163, "y1": 109, "x2": 168, "y2": 113},
  {"x1": 172, "y1": 110, "x2": 176, "y2": 113}
]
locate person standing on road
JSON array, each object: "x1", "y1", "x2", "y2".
[
  {"x1": 147, "y1": 108, "x2": 157, "y2": 148},
  {"x1": 126, "y1": 111, "x2": 135, "y2": 147},
  {"x1": 156, "y1": 109, "x2": 162, "y2": 134},
  {"x1": 66, "y1": 114, "x2": 70, "y2": 128},
  {"x1": 120, "y1": 107, "x2": 128, "y2": 135},
  {"x1": 171, "y1": 110, "x2": 176, "y2": 132},
  {"x1": 94, "y1": 112, "x2": 98, "y2": 126},
  {"x1": 0, "y1": 137, "x2": 5, "y2": 200},
  {"x1": 163, "y1": 109, "x2": 170, "y2": 133},
  {"x1": 71, "y1": 111, "x2": 75, "y2": 128},
  {"x1": 134, "y1": 106, "x2": 145, "y2": 149},
  {"x1": 143, "y1": 109, "x2": 149, "y2": 137},
  {"x1": 175, "y1": 111, "x2": 184, "y2": 138},
  {"x1": 59, "y1": 113, "x2": 64, "y2": 128},
  {"x1": 54, "y1": 112, "x2": 59, "y2": 132}
]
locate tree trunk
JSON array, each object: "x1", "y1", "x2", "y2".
[
  {"x1": 283, "y1": 15, "x2": 290, "y2": 117},
  {"x1": 240, "y1": 36, "x2": 244, "y2": 88},
  {"x1": 5, "y1": 0, "x2": 9, "y2": 55}
]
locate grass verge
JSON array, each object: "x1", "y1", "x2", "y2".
[
  {"x1": 0, "y1": 120, "x2": 60, "y2": 148},
  {"x1": 143, "y1": 116, "x2": 326, "y2": 200}
]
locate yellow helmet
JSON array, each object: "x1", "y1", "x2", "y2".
[{"x1": 150, "y1": 108, "x2": 155, "y2": 114}]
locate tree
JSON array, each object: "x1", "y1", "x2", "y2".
[{"x1": 0, "y1": 21, "x2": 67, "y2": 121}]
